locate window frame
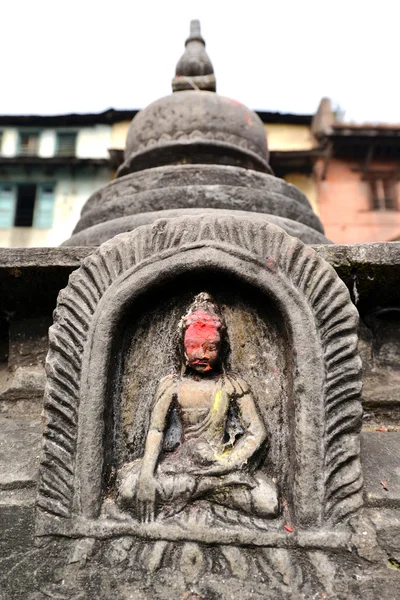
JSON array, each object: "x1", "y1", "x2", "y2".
[
  {"x1": 55, "y1": 130, "x2": 78, "y2": 157},
  {"x1": 0, "y1": 181, "x2": 56, "y2": 229},
  {"x1": 366, "y1": 173, "x2": 399, "y2": 212}
]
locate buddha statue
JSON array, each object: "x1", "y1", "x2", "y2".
[{"x1": 118, "y1": 293, "x2": 279, "y2": 522}]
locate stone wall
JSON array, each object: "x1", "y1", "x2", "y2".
[{"x1": 0, "y1": 243, "x2": 399, "y2": 598}]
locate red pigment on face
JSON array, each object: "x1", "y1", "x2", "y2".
[
  {"x1": 184, "y1": 310, "x2": 220, "y2": 341},
  {"x1": 184, "y1": 310, "x2": 221, "y2": 371}
]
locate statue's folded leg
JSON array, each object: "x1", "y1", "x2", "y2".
[
  {"x1": 205, "y1": 473, "x2": 279, "y2": 518},
  {"x1": 119, "y1": 461, "x2": 278, "y2": 519},
  {"x1": 118, "y1": 460, "x2": 197, "y2": 517}
]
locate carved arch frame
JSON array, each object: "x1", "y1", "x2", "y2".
[{"x1": 37, "y1": 215, "x2": 363, "y2": 543}]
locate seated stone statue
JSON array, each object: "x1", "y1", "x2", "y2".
[{"x1": 118, "y1": 293, "x2": 279, "y2": 523}]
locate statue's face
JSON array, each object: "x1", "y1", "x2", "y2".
[{"x1": 183, "y1": 311, "x2": 221, "y2": 374}]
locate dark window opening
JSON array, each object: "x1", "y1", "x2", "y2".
[
  {"x1": 14, "y1": 184, "x2": 36, "y2": 227},
  {"x1": 56, "y1": 132, "x2": 77, "y2": 156}
]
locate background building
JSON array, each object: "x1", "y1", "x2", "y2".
[
  {"x1": 0, "y1": 111, "x2": 130, "y2": 247},
  {"x1": 313, "y1": 98, "x2": 400, "y2": 243}
]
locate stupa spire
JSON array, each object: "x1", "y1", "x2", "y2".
[{"x1": 172, "y1": 20, "x2": 216, "y2": 92}]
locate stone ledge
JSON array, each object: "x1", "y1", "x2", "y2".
[
  {"x1": 0, "y1": 241, "x2": 399, "y2": 269},
  {"x1": 314, "y1": 241, "x2": 400, "y2": 266},
  {"x1": 0, "y1": 241, "x2": 399, "y2": 316}
]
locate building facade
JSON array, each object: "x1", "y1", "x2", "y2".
[
  {"x1": 0, "y1": 111, "x2": 129, "y2": 247},
  {"x1": 313, "y1": 98, "x2": 400, "y2": 243}
]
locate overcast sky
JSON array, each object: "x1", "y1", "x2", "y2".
[{"x1": 2, "y1": 0, "x2": 399, "y2": 123}]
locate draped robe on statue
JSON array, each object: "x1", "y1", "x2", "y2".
[{"x1": 118, "y1": 372, "x2": 278, "y2": 518}]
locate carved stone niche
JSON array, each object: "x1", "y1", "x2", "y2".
[{"x1": 36, "y1": 214, "x2": 363, "y2": 556}]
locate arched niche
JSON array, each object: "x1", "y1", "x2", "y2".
[
  {"x1": 105, "y1": 270, "x2": 292, "y2": 523},
  {"x1": 37, "y1": 215, "x2": 363, "y2": 543}
]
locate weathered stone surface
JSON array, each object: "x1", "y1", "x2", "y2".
[
  {"x1": 0, "y1": 235, "x2": 399, "y2": 598},
  {"x1": 38, "y1": 214, "x2": 362, "y2": 547},
  {"x1": 70, "y1": 163, "x2": 325, "y2": 242},
  {"x1": 0, "y1": 525, "x2": 399, "y2": 600},
  {"x1": 315, "y1": 241, "x2": 400, "y2": 311},
  {"x1": 1, "y1": 242, "x2": 399, "y2": 323},
  {"x1": 369, "y1": 509, "x2": 400, "y2": 556},
  {"x1": 0, "y1": 366, "x2": 45, "y2": 402},
  {"x1": 1, "y1": 241, "x2": 399, "y2": 272},
  {"x1": 0, "y1": 245, "x2": 90, "y2": 268},
  {"x1": 120, "y1": 91, "x2": 271, "y2": 175},
  {"x1": 64, "y1": 208, "x2": 330, "y2": 246},
  {"x1": 2, "y1": 16, "x2": 400, "y2": 596},
  {"x1": 80, "y1": 165, "x2": 312, "y2": 215},
  {"x1": 73, "y1": 184, "x2": 323, "y2": 235},
  {"x1": 0, "y1": 417, "x2": 41, "y2": 490},
  {"x1": 361, "y1": 432, "x2": 400, "y2": 506}
]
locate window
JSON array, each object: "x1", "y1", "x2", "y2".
[
  {"x1": 0, "y1": 131, "x2": 3, "y2": 155},
  {"x1": 367, "y1": 175, "x2": 398, "y2": 211},
  {"x1": 18, "y1": 131, "x2": 39, "y2": 156},
  {"x1": 0, "y1": 183, "x2": 55, "y2": 228},
  {"x1": 56, "y1": 132, "x2": 77, "y2": 156}
]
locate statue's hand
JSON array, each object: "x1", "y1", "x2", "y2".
[{"x1": 136, "y1": 474, "x2": 158, "y2": 523}]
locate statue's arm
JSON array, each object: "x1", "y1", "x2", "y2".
[
  {"x1": 220, "y1": 387, "x2": 266, "y2": 470},
  {"x1": 140, "y1": 376, "x2": 175, "y2": 478},
  {"x1": 136, "y1": 376, "x2": 175, "y2": 521}
]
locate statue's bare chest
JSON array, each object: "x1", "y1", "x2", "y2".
[{"x1": 177, "y1": 377, "x2": 220, "y2": 411}]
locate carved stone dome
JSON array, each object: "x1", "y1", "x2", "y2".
[{"x1": 117, "y1": 91, "x2": 271, "y2": 177}]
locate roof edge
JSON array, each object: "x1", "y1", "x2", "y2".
[{"x1": 0, "y1": 108, "x2": 313, "y2": 127}]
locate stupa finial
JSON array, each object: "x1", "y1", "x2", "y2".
[
  {"x1": 187, "y1": 19, "x2": 204, "y2": 44},
  {"x1": 172, "y1": 20, "x2": 216, "y2": 92}
]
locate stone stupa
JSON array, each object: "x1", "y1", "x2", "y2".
[
  {"x1": 64, "y1": 20, "x2": 328, "y2": 248},
  {"x1": 1, "y1": 20, "x2": 400, "y2": 600}
]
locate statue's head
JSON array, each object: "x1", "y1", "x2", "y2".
[{"x1": 180, "y1": 292, "x2": 226, "y2": 374}]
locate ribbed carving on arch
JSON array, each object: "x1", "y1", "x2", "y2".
[{"x1": 37, "y1": 215, "x2": 362, "y2": 526}]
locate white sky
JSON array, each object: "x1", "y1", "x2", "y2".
[{"x1": 2, "y1": 0, "x2": 399, "y2": 123}]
